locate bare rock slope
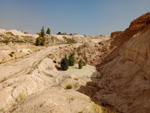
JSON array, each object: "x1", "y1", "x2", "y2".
[
  {"x1": 0, "y1": 43, "x2": 118, "y2": 113},
  {"x1": 0, "y1": 44, "x2": 68, "y2": 111},
  {"x1": 96, "y1": 12, "x2": 150, "y2": 113}
]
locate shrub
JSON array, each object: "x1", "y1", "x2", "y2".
[
  {"x1": 1, "y1": 77, "x2": 7, "y2": 82},
  {"x1": 6, "y1": 32, "x2": 14, "y2": 36},
  {"x1": 24, "y1": 32, "x2": 28, "y2": 34},
  {"x1": 53, "y1": 60, "x2": 57, "y2": 63},
  {"x1": 78, "y1": 59, "x2": 83, "y2": 69},
  {"x1": 82, "y1": 61, "x2": 86, "y2": 66},
  {"x1": 57, "y1": 32, "x2": 62, "y2": 35},
  {"x1": 74, "y1": 78, "x2": 78, "y2": 81},
  {"x1": 40, "y1": 37, "x2": 45, "y2": 46},
  {"x1": 57, "y1": 32, "x2": 67, "y2": 35},
  {"x1": 69, "y1": 53, "x2": 75, "y2": 66},
  {"x1": 61, "y1": 55, "x2": 69, "y2": 71},
  {"x1": 92, "y1": 104, "x2": 101, "y2": 113},
  {"x1": 35, "y1": 37, "x2": 41, "y2": 46},
  {"x1": 66, "y1": 84, "x2": 72, "y2": 89},
  {"x1": 64, "y1": 37, "x2": 76, "y2": 44},
  {"x1": 2, "y1": 40, "x2": 9, "y2": 44},
  {"x1": 18, "y1": 93, "x2": 27, "y2": 100}
]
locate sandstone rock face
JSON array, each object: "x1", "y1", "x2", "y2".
[
  {"x1": 96, "y1": 12, "x2": 150, "y2": 113},
  {"x1": 91, "y1": 35, "x2": 110, "y2": 43},
  {"x1": 76, "y1": 40, "x2": 112, "y2": 65},
  {"x1": 112, "y1": 12, "x2": 150, "y2": 47},
  {"x1": 49, "y1": 40, "x2": 112, "y2": 66},
  {"x1": 110, "y1": 31, "x2": 123, "y2": 38}
]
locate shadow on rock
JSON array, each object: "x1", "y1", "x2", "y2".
[{"x1": 77, "y1": 72, "x2": 121, "y2": 113}]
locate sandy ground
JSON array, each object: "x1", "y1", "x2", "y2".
[
  {"x1": 0, "y1": 44, "x2": 71, "y2": 82},
  {"x1": 60, "y1": 64, "x2": 100, "y2": 78}
]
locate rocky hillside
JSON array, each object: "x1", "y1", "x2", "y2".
[
  {"x1": 0, "y1": 29, "x2": 89, "y2": 45},
  {"x1": 0, "y1": 43, "x2": 118, "y2": 113},
  {"x1": 96, "y1": 12, "x2": 150, "y2": 113},
  {"x1": 0, "y1": 29, "x2": 92, "y2": 63},
  {"x1": 48, "y1": 39, "x2": 112, "y2": 66}
]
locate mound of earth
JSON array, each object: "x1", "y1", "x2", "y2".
[{"x1": 6, "y1": 87, "x2": 117, "y2": 113}]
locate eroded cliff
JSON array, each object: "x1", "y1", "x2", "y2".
[{"x1": 96, "y1": 12, "x2": 150, "y2": 113}]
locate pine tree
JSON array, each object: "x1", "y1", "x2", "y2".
[
  {"x1": 61, "y1": 55, "x2": 69, "y2": 71},
  {"x1": 69, "y1": 53, "x2": 75, "y2": 66},
  {"x1": 78, "y1": 59, "x2": 83, "y2": 69},
  {"x1": 46, "y1": 28, "x2": 50, "y2": 34},
  {"x1": 40, "y1": 26, "x2": 45, "y2": 45},
  {"x1": 41, "y1": 26, "x2": 45, "y2": 38}
]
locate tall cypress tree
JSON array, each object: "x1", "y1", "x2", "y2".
[
  {"x1": 40, "y1": 26, "x2": 45, "y2": 45},
  {"x1": 46, "y1": 28, "x2": 50, "y2": 34},
  {"x1": 41, "y1": 26, "x2": 45, "y2": 38}
]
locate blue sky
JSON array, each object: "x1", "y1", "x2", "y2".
[{"x1": 0, "y1": 0, "x2": 150, "y2": 36}]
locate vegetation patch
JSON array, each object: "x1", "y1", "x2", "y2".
[
  {"x1": 64, "y1": 37, "x2": 76, "y2": 44},
  {"x1": 92, "y1": 104, "x2": 119, "y2": 113},
  {"x1": 69, "y1": 53, "x2": 75, "y2": 66},
  {"x1": 78, "y1": 59, "x2": 83, "y2": 69},
  {"x1": 18, "y1": 93, "x2": 27, "y2": 101},
  {"x1": 92, "y1": 104, "x2": 102, "y2": 113},
  {"x1": 78, "y1": 59, "x2": 86, "y2": 69},
  {"x1": 53, "y1": 60, "x2": 57, "y2": 63},
  {"x1": 6, "y1": 32, "x2": 14, "y2": 36},
  {"x1": 66, "y1": 84, "x2": 72, "y2": 89},
  {"x1": 61, "y1": 55, "x2": 69, "y2": 71},
  {"x1": 74, "y1": 78, "x2": 78, "y2": 81},
  {"x1": 1, "y1": 77, "x2": 7, "y2": 82},
  {"x1": 57, "y1": 32, "x2": 67, "y2": 35}
]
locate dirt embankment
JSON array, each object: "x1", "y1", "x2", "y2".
[{"x1": 95, "y1": 12, "x2": 150, "y2": 113}]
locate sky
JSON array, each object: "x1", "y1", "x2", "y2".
[{"x1": 0, "y1": 0, "x2": 150, "y2": 36}]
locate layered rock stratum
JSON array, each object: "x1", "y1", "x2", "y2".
[{"x1": 96, "y1": 12, "x2": 150, "y2": 113}]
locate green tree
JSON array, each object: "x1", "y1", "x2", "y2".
[
  {"x1": 61, "y1": 55, "x2": 69, "y2": 71},
  {"x1": 40, "y1": 26, "x2": 45, "y2": 45},
  {"x1": 40, "y1": 37, "x2": 45, "y2": 46},
  {"x1": 78, "y1": 59, "x2": 83, "y2": 69},
  {"x1": 69, "y1": 53, "x2": 75, "y2": 66},
  {"x1": 46, "y1": 28, "x2": 50, "y2": 34},
  {"x1": 57, "y1": 32, "x2": 61, "y2": 35},
  {"x1": 41, "y1": 26, "x2": 45, "y2": 38},
  {"x1": 35, "y1": 27, "x2": 46, "y2": 46},
  {"x1": 35, "y1": 37, "x2": 41, "y2": 46}
]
